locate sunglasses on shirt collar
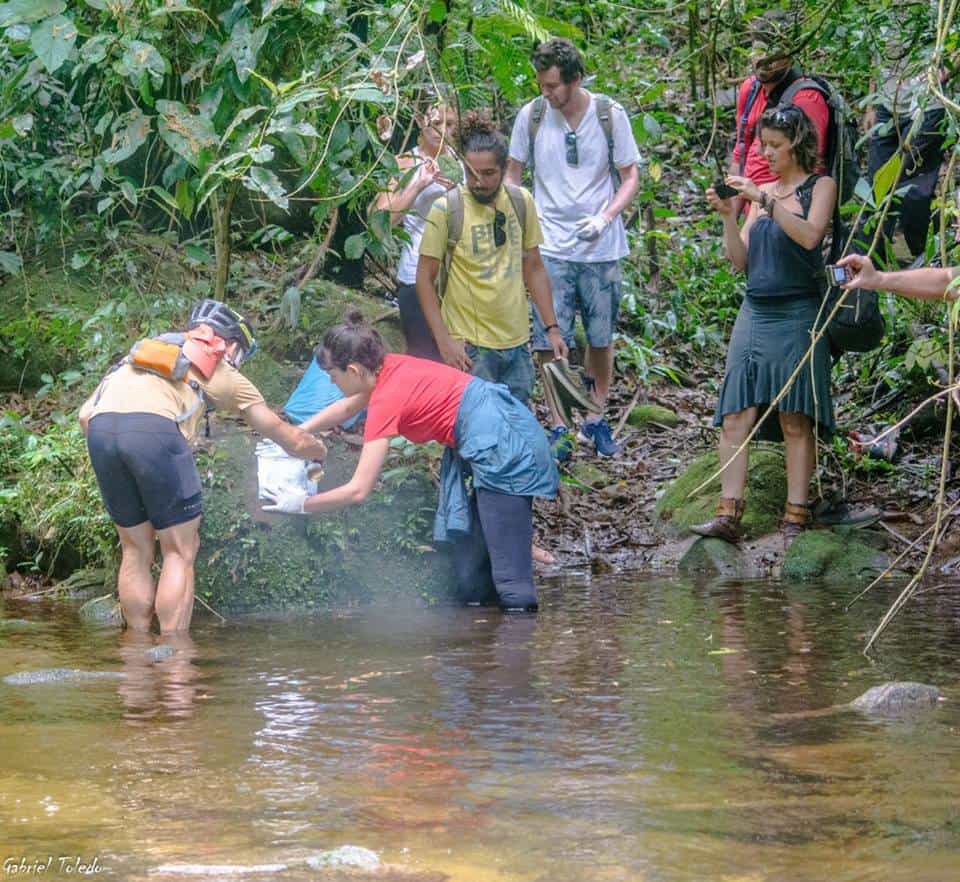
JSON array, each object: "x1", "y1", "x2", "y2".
[
  {"x1": 493, "y1": 209, "x2": 507, "y2": 247},
  {"x1": 565, "y1": 131, "x2": 579, "y2": 166}
]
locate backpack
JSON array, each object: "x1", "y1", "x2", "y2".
[
  {"x1": 93, "y1": 331, "x2": 220, "y2": 428},
  {"x1": 741, "y1": 73, "x2": 883, "y2": 354},
  {"x1": 527, "y1": 94, "x2": 620, "y2": 188},
  {"x1": 783, "y1": 78, "x2": 884, "y2": 353},
  {"x1": 437, "y1": 184, "x2": 528, "y2": 298}
]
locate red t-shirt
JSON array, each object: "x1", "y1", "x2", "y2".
[
  {"x1": 732, "y1": 75, "x2": 829, "y2": 186},
  {"x1": 363, "y1": 354, "x2": 473, "y2": 447}
]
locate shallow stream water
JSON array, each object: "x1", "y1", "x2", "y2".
[{"x1": 1, "y1": 574, "x2": 958, "y2": 882}]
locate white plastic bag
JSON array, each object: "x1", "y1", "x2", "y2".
[{"x1": 255, "y1": 439, "x2": 320, "y2": 501}]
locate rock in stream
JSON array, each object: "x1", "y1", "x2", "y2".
[
  {"x1": 3, "y1": 668, "x2": 125, "y2": 686},
  {"x1": 850, "y1": 681, "x2": 941, "y2": 716}
]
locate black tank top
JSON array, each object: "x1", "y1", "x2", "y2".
[{"x1": 746, "y1": 175, "x2": 825, "y2": 300}]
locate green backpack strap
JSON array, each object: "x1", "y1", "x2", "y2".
[
  {"x1": 594, "y1": 94, "x2": 621, "y2": 188},
  {"x1": 503, "y1": 184, "x2": 527, "y2": 238},
  {"x1": 527, "y1": 96, "x2": 546, "y2": 181},
  {"x1": 438, "y1": 187, "x2": 465, "y2": 298}
]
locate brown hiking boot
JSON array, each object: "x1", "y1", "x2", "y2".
[
  {"x1": 690, "y1": 497, "x2": 745, "y2": 544},
  {"x1": 781, "y1": 502, "x2": 812, "y2": 552}
]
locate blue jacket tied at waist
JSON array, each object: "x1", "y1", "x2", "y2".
[{"x1": 433, "y1": 379, "x2": 558, "y2": 543}]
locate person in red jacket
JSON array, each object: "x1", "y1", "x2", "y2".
[{"x1": 731, "y1": 11, "x2": 829, "y2": 194}]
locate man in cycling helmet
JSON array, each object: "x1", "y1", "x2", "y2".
[{"x1": 78, "y1": 299, "x2": 327, "y2": 634}]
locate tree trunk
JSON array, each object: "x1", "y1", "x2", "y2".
[
  {"x1": 687, "y1": 0, "x2": 699, "y2": 101},
  {"x1": 211, "y1": 183, "x2": 237, "y2": 301}
]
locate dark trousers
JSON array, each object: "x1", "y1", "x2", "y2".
[
  {"x1": 396, "y1": 282, "x2": 443, "y2": 362},
  {"x1": 863, "y1": 107, "x2": 946, "y2": 257},
  {"x1": 452, "y1": 488, "x2": 537, "y2": 612}
]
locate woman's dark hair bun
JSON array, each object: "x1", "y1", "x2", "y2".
[{"x1": 317, "y1": 311, "x2": 387, "y2": 373}]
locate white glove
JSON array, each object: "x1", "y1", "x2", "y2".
[
  {"x1": 574, "y1": 212, "x2": 611, "y2": 241},
  {"x1": 260, "y1": 483, "x2": 309, "y2": 515}
]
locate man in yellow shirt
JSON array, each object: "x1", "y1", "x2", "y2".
[{"x1": 416, "y1": 109, "x2": 566, "y2": 405}]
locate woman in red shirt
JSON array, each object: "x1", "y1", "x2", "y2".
[{"x1": 263, "y1": 313, "x2": 559, "y2": 612}]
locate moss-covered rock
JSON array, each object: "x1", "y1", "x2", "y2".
[
  {"x1": 677, "y1": 537, "x2": 751, "y2": 577},
  {"x1": 259, "y1": 279, "x2": 405, "y2": 362},
  {"x1": 654, "y1": 447, "x2": 786, "y2": 539},
  {"x1": 568, "y1": 461, "x2": 607, "y2": 488},
  {"x1": 628, "y1": 404, "x2": 680, "y2": 429},
  {"x1": 195, "y1": 430, "x2": 457, "y2": 613},
  {"x1": 782, "y1": 528, "x2": 890, "y2": 581}
]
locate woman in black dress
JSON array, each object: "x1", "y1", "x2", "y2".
[{"x1": 692, "y1": 105, "x2": 837, "y2": 549}]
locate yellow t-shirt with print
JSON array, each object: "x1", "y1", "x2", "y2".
[{"x1": 419, "y1": 185, "x2": 543, "y2": 349}]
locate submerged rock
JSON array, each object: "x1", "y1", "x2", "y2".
[
  {"x1": 677, "y1": 537, "x2": 752, "y2": 578},
  {"x1": 3, "y1": 668, "x2": 124, "y2": 685},
  {"x1": 78, "y1": 594, "x2": 123, "y2": 627},
  {"x1": 152, "y1": 863, "x2": 288, "y2": 876},
  {"x1": 850, "y1": 682, "x2": 941, "y2": 716},
  {"x1": 305, "y1": 846, "x2": 380, "y2": 872},
  {"x1": 145, "y1": 644, "x2": 176, "y2": 662},
  {"x1": 654, "y1": 447, "x2": 786, "y2": 539},
  {"x1": 0, "y1": 618, "x2": 45, "y2": 630},
  {"x1": 781, "y1": 528, "x2": 890, "y2": 581}
]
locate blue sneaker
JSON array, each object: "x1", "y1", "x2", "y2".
[
  {"x1": 548, "y1": 425, "x2": 575, "y2": 463},
  {"x1": 579, "y1": 418, "x2": 621, "y2": 457}
]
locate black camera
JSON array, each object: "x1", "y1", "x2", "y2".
[
  {"x1": 713, "y1": 180, "x2": 739, "y2": 199},
  {"x1": 826, "y1": 264, "x2": 852, "y2": 285}
]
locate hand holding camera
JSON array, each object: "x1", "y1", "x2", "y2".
[{"x1": 826, "y1": 264, "x2": 853, "y2": 286}]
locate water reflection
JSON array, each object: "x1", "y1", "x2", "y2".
[
  {"x1": 0, "y1": 575, "x2": 958, "y2": 882},
  {"x1": 117, "y1": 632, "x2": 204, "y2": 722}
]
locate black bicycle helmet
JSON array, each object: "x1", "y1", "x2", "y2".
[{"x1": 189, "y1": 299, "x2": 258, "y2": 362}]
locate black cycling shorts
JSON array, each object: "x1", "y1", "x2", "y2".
[{"x1": 86, "y1": 412, "x2": 203, "y2": 530}]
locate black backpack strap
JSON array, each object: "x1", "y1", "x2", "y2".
[
  {"x1": 794, "y1": 174, "x2": 822, "y2": 218},
  {"x1": 779, "y1": 76, "x2": 829, "y2": 108},
  {"x1": 737, "y1": 78, "x2": 763, "y2": 175}
]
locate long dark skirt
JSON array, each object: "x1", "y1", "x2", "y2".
[{"x1": 713, "y1": 295, "x2": 834, "y2": 442}]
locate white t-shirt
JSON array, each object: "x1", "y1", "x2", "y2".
[
  {"x1": 396, "y1": 146, "x2": 458, "y2": 285},
  {"x1": 508, "y1": 91, "x2": 640, "y2": 263}
]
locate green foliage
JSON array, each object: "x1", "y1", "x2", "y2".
[{"x1": 0, "y1": 412, "x2": 116, "y2": 575}]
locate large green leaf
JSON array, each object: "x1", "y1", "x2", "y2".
[
  {"x1": 122, "y1": 39, "x2": 166, "y2": 86},
  {"x1": 244, "y1": 166, "x2": 288, "y2": 210},
  {"x1": 346, "y1": 87, "x2": 392, "y2": 104},
  {"x1": 30, "y1": 13, "x2": 77, "y2": 74},
  {"x1": 262, "y1": 0, "x2": 284, "y2": 19},
  {"x1": 80, "y1": 33, "x2": 114, "y2": 64},
  {"x1": 0, "y1": 251, "x2": 23, "y2": 275},
  {"x1": 0, "y1": 0, "x2": 64, "y2": 27},
  {"x1": 100, "y1": 110, "x2": 151, "y2": 165},
  {"x1": 344, "y1": 233, "x2": 367, "y2": 259},
  {"x1": 156, "y1": 100, "x2": 217, "y2": 168},
  {"x1": 0, "y1": 113, "x2": 32, "y2": 140},
  {"x1": 223, "y1": 17, "x2": 270, "y2": 83},
  {"x1": 872, "y1": 152, "x2": 901, "y2": 205}
]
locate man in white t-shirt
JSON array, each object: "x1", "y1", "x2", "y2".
[{"x1": 506, "y1": 38, "x2": 640, "y2": 458}]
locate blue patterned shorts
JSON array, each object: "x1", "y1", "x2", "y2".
[{"x1": 532, "y1": 257, "x2": 623, "y2": 350}]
